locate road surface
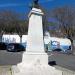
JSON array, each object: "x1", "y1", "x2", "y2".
[
  {"x1": 0, "y1": 50, "x2": 75, "y2": 71},
  {"x1": 0, "y1": 50, "x2": 23, "y2": 65},
  {"x1": 48, "y1": 52, "x2": 75, "y2": 71}
]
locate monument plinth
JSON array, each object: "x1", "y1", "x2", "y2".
[
  {"x1": 12, "y1": 7, "x2": 62, "y2": 75},
  {"x1": 18, "y1": 8, "x2": 48, "y2": 66}
]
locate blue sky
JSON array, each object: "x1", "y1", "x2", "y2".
[{"x1": 0, "y1": 0, "x2": 75, "y2": 15}]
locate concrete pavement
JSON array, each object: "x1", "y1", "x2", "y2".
[{"x1": 0, "y1": 66, "x2": 12, "y2": 75}]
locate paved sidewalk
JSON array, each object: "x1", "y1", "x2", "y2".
[
  {"x1": 55, "y1": 66, "x2": 75, "y2": 75},
  {"x1": 0, "y1": 66, "x2": 12, "y2": 75}
]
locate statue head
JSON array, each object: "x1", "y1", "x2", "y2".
[
  {"x1": 33, "y1": 0, "x2": 39, "y2": 8},
  {"x1": 33, "y1": 0, "x2": 38, "y2": 5}
]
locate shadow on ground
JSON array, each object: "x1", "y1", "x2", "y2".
[{"x1": 48, "y1": 61, "x2": 57, "y2": 66}]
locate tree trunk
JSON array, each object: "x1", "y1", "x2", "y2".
[{"x1": 72, "y1": 40, "x2": 75, "y2": 55}]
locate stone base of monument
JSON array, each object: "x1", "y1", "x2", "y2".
[
  {"x1": 19, "y1": 52, "x2": 48, "y2": 65},
  {"x1": 12, "y1": 52, "x2": 62, "y2": 75}
]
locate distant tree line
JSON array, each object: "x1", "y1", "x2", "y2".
[
  {"x1": 43, "y1": 6, "x2": 75, "y2": 38},
  {"x1": 0, "y1": 10, "x2": 28, "y2": 35},
  {"x1": 0, "y1": 6, "x2": 75, "y2": 40},
  {"x1": 51, "y1": 6, "x2": 75, "y2": 38}
]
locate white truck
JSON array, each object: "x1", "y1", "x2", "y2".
[
  {"x1": 44, "y1": 32, "x2": 72, "y2": 53},
  {"x1": 2, "y1": 34, "x2": 20, "y2": 43}
]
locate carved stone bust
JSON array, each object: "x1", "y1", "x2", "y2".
[
  {"x1": 33, "y1": 0, "x2": 38, "y2": 4},
  {"x1": 33, "y1": 0, "x2": 39, "y2": 8}
]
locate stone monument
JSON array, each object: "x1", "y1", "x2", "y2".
[{"x1": 12, "y1": 0, "x2": 62, "y2": 75}]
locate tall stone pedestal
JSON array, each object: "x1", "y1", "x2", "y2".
[{"x1": 12, "y1": 8, "x2": 62, "y2": 75}]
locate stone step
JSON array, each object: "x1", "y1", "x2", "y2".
[{"x1": 12, "y1": 65, "x2": 62, "y2": 75}]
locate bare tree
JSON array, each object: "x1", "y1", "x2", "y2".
[
  {"x1": 0, "y1": 10, "x2": 28, "y2": 43},
  {"x1": 0, "y1": 10, "x2": 28, "y2": 34},
  {"x1": 52, "y1": 6, "x2": 75, "y2": 37},
  {"x1": 51, "y1": 6, "x2": 75, "y2": 54}
]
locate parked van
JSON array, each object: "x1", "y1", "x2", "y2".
[{"x1": 44, "y1": 34, "x2": 72, "y2": 53}]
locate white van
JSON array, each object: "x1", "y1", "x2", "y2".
[{"x1": 44, "y1": 36, "x2": 72, "y2": 53}]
